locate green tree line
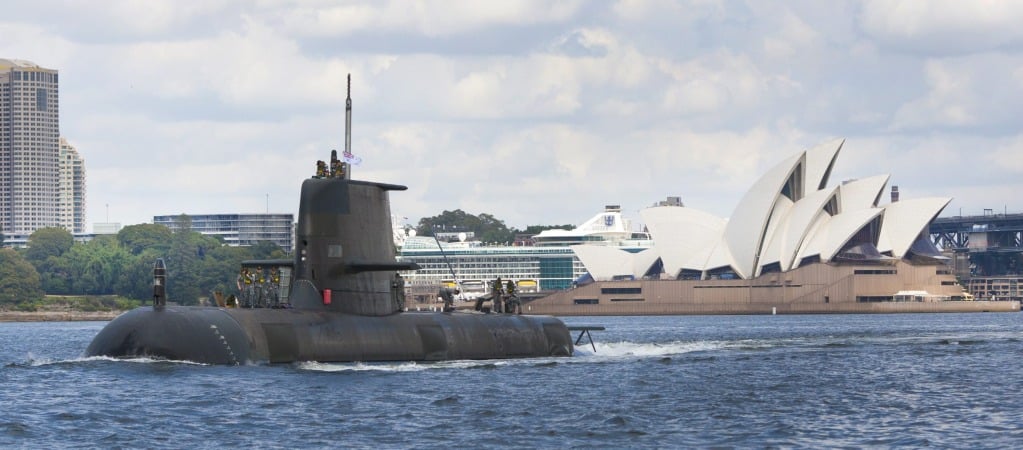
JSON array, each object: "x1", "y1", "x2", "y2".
[
  {"x1": 415, "y1": 209, "x2": 574, "y2": 244},
  {"x1": 0, "y1": 217, "x2": 287, "y2": 308},
  {"x1": 1, "y1": 210, "x2": 566, "y2": 308}
]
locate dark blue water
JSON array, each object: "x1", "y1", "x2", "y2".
[{"x1": 2, "y1": 313, "x2": 1021, "y2": 448}]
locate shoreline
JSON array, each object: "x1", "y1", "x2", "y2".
[{"x1": 0, "y1": 311, "x2": 123, "y2": 322}]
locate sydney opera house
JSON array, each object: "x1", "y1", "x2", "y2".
[{"x1": 528, "y1": 140, "x2": 1020, "y2": 315}]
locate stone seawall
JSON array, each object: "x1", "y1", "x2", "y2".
[{"x1": 525, "y1": 300, "x2": 1021, "y2": 316}]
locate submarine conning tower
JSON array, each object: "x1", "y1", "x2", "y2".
[
  {"x1": 291, "y1": 73, "x2": 418, "y2": 316},
  {"x1": 291, "y1": 176, "x2": 417, "y2": 315}
]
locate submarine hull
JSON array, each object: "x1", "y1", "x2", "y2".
[{"x1": 86, "y1": 307, "x2": 573, "y2": 365}]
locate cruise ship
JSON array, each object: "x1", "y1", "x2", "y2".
[{"x1": 395, "y1": 205, "x2": 653, "y2": 304}]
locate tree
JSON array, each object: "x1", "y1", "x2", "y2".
[
  {"x1": 116, "y1": 251, "x2": 159, "y2": 302},
  {"x1": 477, "y1": 213, "x2": 514, "y2": 244},
  {"x1": 25, "y1": 227, "x2": 73, "y2": 264},
  {"x1": 166, "y1": 215, "x2": 202, "y2": 304},
  {"x1": 0, "y1": 248, "x2": 44, "y2": 305},
  {"x1": 117, "y1": 223, "x2": 173, "y2": 255},
  {"x1": 416, "y1": 209, "x2": 475, "y2": 237},
  {"x1": 415, "y1": 210, "x2": 515, "y2": 244},
  {"x1": 199, "y1": 245, "x2": 250, "y2": 298},
  {"x1": 520, "y1": 224, "x2": 575, "y2": 235},
  {"x1": 248, "y1": 240, "x2": 287, "y2": 260}
]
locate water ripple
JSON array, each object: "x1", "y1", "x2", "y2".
[{"x1": 1, "y1": 314, "x2": 1021, "y2": 448}]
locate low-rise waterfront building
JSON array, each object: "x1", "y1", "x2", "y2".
[{"x1": 154, "y1": 213, "x2": 294, "y2": 251}]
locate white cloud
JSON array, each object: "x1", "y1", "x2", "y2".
[
  {"x1": 761, "y1": 10, "x2": 822, "y2": 60},
  {"x1": 657, "y1": 50, "x2": 796, "y2": 116},
  {"x1": 891, "y1": 53, "x2": 1023, "y2": 131},
  {"x1": 859, "y1": 0, "x2": 1023, "y2": 54},
  {"x1": 612, "y1": 0, "x2": 726, "y2": 23},
  {"x1": 275, "y1": 0, "x2": 583, "y2": 37}
]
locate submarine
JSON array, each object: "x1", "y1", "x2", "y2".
[{"x1": 86, "y1": 76, "x2": 573, "y2": 365}]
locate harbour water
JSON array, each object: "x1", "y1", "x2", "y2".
[{"x1": 2, "y1": 313, "x2": 1021, "y2": 448}]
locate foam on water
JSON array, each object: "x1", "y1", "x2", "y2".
[
  {"x1": 15, "y1": 354, "x2": 208, "y2": 367},
  {"x1": 575, "y1": 340, "x2": 730, "y2": 358},
  {"x1": 297, "y1": 359, "x2": 514, "y2": 373},
  {"x1": 298, "y1": 339, "x2": 747, "y2": 371}
]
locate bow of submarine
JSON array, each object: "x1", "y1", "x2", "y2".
[{"x1": 86, "y1": 306, "x2": 250, "y2": 365}]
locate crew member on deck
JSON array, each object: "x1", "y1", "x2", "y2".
[
  {"x1": 238, "y1": 268, "x2": 252, "y2": 308},
  {"x1": 392, "y1": 272, "x2": 406, "y2": 312},
  {"x1": 255, "y1": 266, "x2": 266, "y2": 308},
  {"x1": 315, "y1": 160, "x2": 327, "y2": 178},
  {"x1": 268, "y1": 267, "x2": 281, "y2": 308},
  {"x1": 491, "y1": 278, "x2": 505, "y2": 314},
  {"x1": 439, "y1": 287, "x2": 458, "y2": 312},
  {"x1": 505, "y1": 279, "x2": 520, "y2": 314},
  {"x1": 247, "y1": 267, "x2": 259, "y2": 306}
]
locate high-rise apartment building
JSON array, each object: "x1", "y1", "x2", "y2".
[
  {"x1": 0, "y1": 59, "x2": 61, "y2": 236},
  {"x1": 59, "y1": 137, "x2": 86, "y2": 233}
]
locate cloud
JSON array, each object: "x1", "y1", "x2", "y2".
[
  {"x1": 891, "y1": 53, "x2": 1023, "y2": 131},
  {"x1": 275, "y1": 0, "x2": 583, "y2": 38},
  {"x1": 657, "y1": 50, "x2": 799, "y2": 117},
  {"x1": 859, "y1": 0, "x2": 1023, "y2": 54},
  {"x1": 6, "y1": 0, "x2": 241, "y2": 43}
]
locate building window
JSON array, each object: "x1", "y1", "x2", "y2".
[
  {"x1": 856, "y1": 296, "x2": 894, "y2": 303},
  {"x1": 601, "y1": 287, "x2": 641, "y2": 295},
  {"x1": 36, "y1": 88, "x2": 47, "y2": 111},
  {"x1": 573, "y1": 298, "x2": 599, "y2": 305}
]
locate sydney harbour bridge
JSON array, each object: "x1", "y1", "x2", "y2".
[{"x1": 929, "y1": 212, "x2": 1023, "y2": 301}]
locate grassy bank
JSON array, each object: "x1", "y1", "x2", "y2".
[{"x1": 0, "y1": 295, "x2": 142, "y2": 322}]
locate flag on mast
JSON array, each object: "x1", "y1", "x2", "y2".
[{"x1": 342, "y1": 148, "x2": 362, "y2": 165}]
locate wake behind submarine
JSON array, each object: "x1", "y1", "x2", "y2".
[{"x1": 86, "y1": 76, "x2": 573, "y2": 365}]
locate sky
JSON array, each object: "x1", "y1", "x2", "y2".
[{"x1": 3, "y1": 0, "x2": 1023, "y2": 232}]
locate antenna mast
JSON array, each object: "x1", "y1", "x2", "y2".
[{"x1": 345, "y1": 74, "x2": 352, "y2": 157}]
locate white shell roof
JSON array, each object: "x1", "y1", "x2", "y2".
[
  {"x1": 640, "y1": 206, "x2": 726, "y2": 277},
  {"x1": 795, "y1": 207, "x2": 884, "y2": 264},
  {"x1": 759, "y1": 186, "x2": 838, "y2": 273},
  {"x1": 703, "y1": 239, "x2": 736, "y2": 274},
  {"x1": 723, "y1": 152, "x2": 805, "y2": 279},
  {"x1": 803, "y1": 139, "x2": 844, "y2": 196},
  {"x1": 631, "y1": 248, "x2": 662, "y2": 279},
  {"x1": 876, "y1": 197, "x2": 951, "y2": 257},
  {"x1": 760, "y1": 196, "x2": 795, "y2": 268},
  {"x1": 839, "y1": 174, "x2": 890, "y2": 211},
  {"x1": 572, "y1": 246, "x2": 659, "y2": 281}
]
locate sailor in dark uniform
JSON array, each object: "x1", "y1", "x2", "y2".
[
  {"x1": 392, "y1": 272, "x2": 406, "y2": 312},
  {"x1": 491, "y1": 278, "x2": 504, "y2": 314},
  {"x1": 439, "y1": 287, "x2": 459, "y2": 312},
  {"x1": 237, "y1": 268, "x2": 251, "y2": 307},
  {"x1": 504, "y1": 279, "x2": 521, "y2": 314}
]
